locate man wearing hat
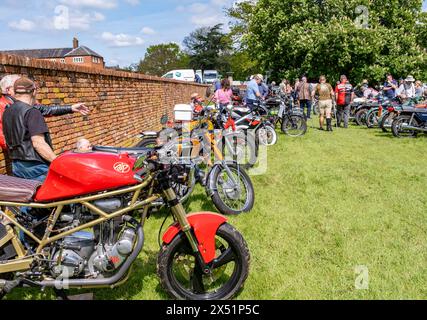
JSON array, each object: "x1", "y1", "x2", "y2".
[
  {"x1": 2, "y1": 77, "x2": 89, "y2": 182},
  {"x1": 396, "y1": 75, "x2": 416, "y2": 100},
  {"x1": 0, "y1": 74, "x2": 88, "y2": 152}
]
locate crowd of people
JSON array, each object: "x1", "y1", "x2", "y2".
[{"x1": 252, "y1": 73, "x2": 427, "y2": 131}]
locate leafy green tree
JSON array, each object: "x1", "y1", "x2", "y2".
[
  {"x1": 228, "y1": 0, "x2": 427, "y2": 83},
  {"x1": 137, "y1": 43, "x2": 190, "y2": 76},
  {"x1": 183, "y1": 24, "x2": 232, "y2": 74}
]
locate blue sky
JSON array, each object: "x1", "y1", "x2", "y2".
[
  {"x1": 0, "y1": 0, "x2": 236, "y2": 67},
  {"x1": 0, "y1": 0, "x2": 426, "y2": 67}
]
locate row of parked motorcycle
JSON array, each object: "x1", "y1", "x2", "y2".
[
  {"x1": 0, "y1": 86, "x2": 302, "y2": 301},
  {"x1": 135, "y1": 88, "x2": 304, "y2": 216},
  {"x1": 345, "y1": 93, "x2": 427, "y2": 137}
]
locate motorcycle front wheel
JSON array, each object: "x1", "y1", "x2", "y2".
[
  {"x1": 281, "y1": 115, "x2": 307, "y2": 137},
  {"x1": 258, "y1": 125, "x2": 278, "y2": 146},
  {"x1": 158, "y1": 223, "x2": 250, "y2": 300},
  {"x1": 366, "y1": 111, "x2": 378, "y2": 128},
  {"x1": 355, "y1": 109, "x2": 368, "y2": 126},
  {"x1": 379, "y1": 112, "x2": 394, "y2": 132},
  {"x1": 210, "y1": 164, "x2": 254, "y2": 215}
]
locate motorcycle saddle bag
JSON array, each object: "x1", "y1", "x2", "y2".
[{"x1": 0, "y1": 175, "x2": 42, "y2": 203}]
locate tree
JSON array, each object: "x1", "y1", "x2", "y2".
[
  {"x1": 137, "y1": 43, "x2": 189, "y2": 76},
  {"x1": 183, "y1": 24, "x2": 232, "y2": 73},
  {"x1": 228, "y1": 0, "x2": 427, "y2": 83}
]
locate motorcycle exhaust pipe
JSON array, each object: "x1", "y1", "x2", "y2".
[
  {"x1": 401, "y1": 124, "x2": 427, "y2": 132},
  {"x1": 36, "y1": 224, "x2": 144, "y2": 289}
]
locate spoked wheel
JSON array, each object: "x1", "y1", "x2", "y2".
[
  {"x1": 258, "y1": 125, "x2": 277, "y2": 146},
  {"x1": 170, "y1": 169, "x2": 196, "y2": 204},
  {"x1": 380, "y1": 113, "x2": 395, "y2": 132},
  {"x1": 392, "y1": 115, "x2": 419, "y2": 138},
  {"x1": 222, "y1": 133, "x2": 257, "y2": 168},
  {"x1": 210, "y1": 164, "x2": 254, "y2": 215},
  {"x1": 366, "y1": 111, "x2": 379, "y2": 128},
  {"x1": 355, "y1": 109, "x2": 368, "y2": 126},
  {"x1": 281, "y1": 115, "x2": 307, "y2": 137},
  {"x1": 158, "y1": 223, "x2": 250, "y2": 300}
]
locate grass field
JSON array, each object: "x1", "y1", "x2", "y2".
[{"x1": 6, "y1": 120, "x2": 427, "y2": 300}]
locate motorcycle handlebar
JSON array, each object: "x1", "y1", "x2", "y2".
[{"x1": 134, "y1": 162, "x2": 157, "y2": 182}]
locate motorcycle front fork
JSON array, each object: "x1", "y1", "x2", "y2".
[{"x1": 162, "y1": 187, "x2": 210, "y2": 273}]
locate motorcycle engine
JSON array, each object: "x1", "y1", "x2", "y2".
[
  {"x1": 50, "y1": 231, "x2": 95, "y2": 278},
  {"x1": 88, "y1": 228, "x2": 136, "y2": 275},
  {"x1": 50, "y1": 198, "x2": 136, "y2": 279}
]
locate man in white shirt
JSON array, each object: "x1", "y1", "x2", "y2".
[{"x1": 396, "y1": 75, "x2": 416, "y2": 99}]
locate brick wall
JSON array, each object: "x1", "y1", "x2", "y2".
[{"x1": 0, "y1": 53, "x2": 208, "y2": 174}]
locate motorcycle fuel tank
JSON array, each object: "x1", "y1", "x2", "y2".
[{"x1": 35, "y1": 151, "x2": 138, "y2": 202}]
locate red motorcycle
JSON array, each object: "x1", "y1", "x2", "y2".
[{"x1": 0, "y1": 146, "x2": 250, "y2": 300}]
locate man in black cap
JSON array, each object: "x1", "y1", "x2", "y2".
[{"x1": 2, "y1": 77, "x2": 89, "y2": 182}]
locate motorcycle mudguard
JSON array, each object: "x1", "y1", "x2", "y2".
[{"x1": 162, "y1": 212, "x2": 227, "y2": 264}]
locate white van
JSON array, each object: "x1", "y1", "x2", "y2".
[
  {"x1": 203, "y1": 70, "x2": 219, "y2": 84},
  {"x1": 162, "y1": 69, "x2": 195, "y2": 82}
]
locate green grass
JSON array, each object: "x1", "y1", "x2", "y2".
[{"x1": 6, "y1": 120, "x2": 427, "y2": 300}]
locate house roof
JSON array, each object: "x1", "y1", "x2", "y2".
[
  {"x1": 1, "y1": 46, "x2": 103, "y2": 59},
  {"x1": 1, "y1": 48, "x2": 73, "y2": 59},
  {"x1": 64, "y1": 46, "x2": 103, "y2": 58}
]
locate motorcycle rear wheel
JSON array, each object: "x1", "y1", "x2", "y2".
[
  {"x1": 136, "y1": 138, "x2": 157, "y2": 148},
  {"x1": 157, "y1": 223, "x2": 250, "y2": 300},
  {"x1": 392, "y1": 115, "x2": 419, "y2": 138}
]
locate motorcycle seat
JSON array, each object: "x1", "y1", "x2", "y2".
[
  {"x1": 0, "y1": 175, "x2": 42, "y2": 203},
  {"x1": 233, "y1": 107, "x2": 251, "y2": 116},
  {"x1": 92, "y1": 145, "x2": 152, "y2": 155}
]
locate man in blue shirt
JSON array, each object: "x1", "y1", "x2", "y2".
[
  {"x1": 383, "y1": 73, "x2": 398, "y2": 99},
  {"x1": 259, "y1": 80, "x2": 269, "y2": 99},
  {"x1": 245, "y1": 74, "x2": 263, "y2": 108}
]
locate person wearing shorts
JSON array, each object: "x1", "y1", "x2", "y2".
[{"x1": 313, "y1": 75, "x2": 335, "y2": 131}]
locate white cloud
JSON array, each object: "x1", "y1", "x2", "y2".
[
  {"x1": 59, "y1": 0, "x2": 118, "y2": 9},
  {"x1": 101, "y1": 32, "x2": 145, "y2": 47},
  {"x1": 8, "y1": 19, "x2": 36, "y2": 31},
  {"x1": 191, "y1": 15, "x2": 221, "y2": 27},
  {"x1": 68, "y1": 11, "x2": 105, "y2": 29},
  {"x1": 124, "y1": 0, "x2": 140, "y2": 5},
  {"x1": 189, "y1": 3, "x2": 210, "y2": 14},
  {"x1": 141, "y1": 27, "x2": 155, "y2": 35},
  {"x1": 182, "y1": 0, "x2": 233, "y2": 27}
]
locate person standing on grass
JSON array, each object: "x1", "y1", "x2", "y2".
[
  {"x1": 313, "y1": 75, "x2": 335, "y2": 131},
  {"x1": 335, "y1": 75, "x2": 354, "y2": 128},
  {"x1": 415, "y1": 80, "x2": 424, "y2": 98},
  {"x1": 245, "y1": 74, "x2": 263, "y2": 109},
  {"x1": 296, "y1": 76, "x2": 313, "y2": 119},
  {"x1": 214, "y1": 78, "x2": 232, "y2": 111},
  {"x1": 383, "y1": 73, "x2": 398, "y2": 100}
]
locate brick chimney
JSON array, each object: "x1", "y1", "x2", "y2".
[{"x1": 73, "y1": 37, "x2": 79, "y2": 49}]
